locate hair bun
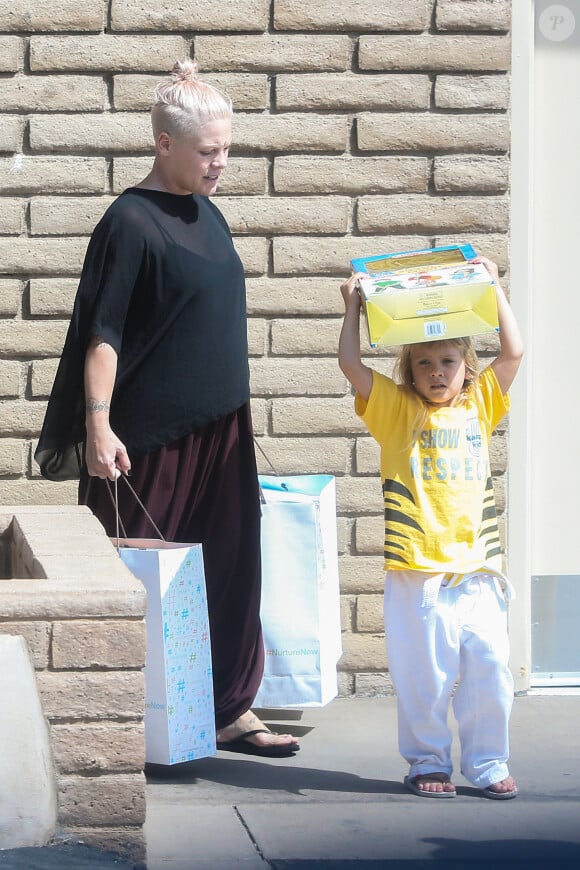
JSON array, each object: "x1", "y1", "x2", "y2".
[{"x1": 171, "y1": 59, "x2": 199, "y2": 82}]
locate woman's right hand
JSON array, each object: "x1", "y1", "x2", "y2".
[{"x1": 85, "y1": 423, "x2": 131, "y2": 480}]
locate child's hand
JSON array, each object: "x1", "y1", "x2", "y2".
[
  {"x1": 472, "y1": 255, "x2": 501, "y2": 286},
  {"x1": 340, "y1": 272, "x2": 365, "y2": 309}
]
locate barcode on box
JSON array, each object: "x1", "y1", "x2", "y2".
[{"x1": 424, "y1": 321, "x2": 446, "y2": 338}]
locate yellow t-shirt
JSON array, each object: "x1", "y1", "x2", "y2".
[{"x1": 355, "y1": 366, "x2": 510, "y2": 574}]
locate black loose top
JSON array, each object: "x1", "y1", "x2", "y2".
[{"x1": 35, "y1": 189, "x2": 250, "y2": 480}]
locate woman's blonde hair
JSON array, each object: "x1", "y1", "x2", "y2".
[
  {"x1": 394, "y1": 336, "x2": 480, "y2": 439},
  {"x1": 151, "y1": 59, "x2": 233, "y2": 139}
]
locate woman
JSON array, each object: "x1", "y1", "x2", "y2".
[{"x1": 36, "y1": 59, "x2": 299, "y2": 758}]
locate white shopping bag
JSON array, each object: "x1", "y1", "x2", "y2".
[
  {"x1": 254, "y1": 474, "x2": 342, "y2": 708},
  {"x1": 119, "y1": 541, "x2": 216, "y2": 764}
]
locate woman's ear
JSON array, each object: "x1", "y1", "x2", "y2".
[{"x1": 156, "y1": 131, "x2": 172, "y2": 156}]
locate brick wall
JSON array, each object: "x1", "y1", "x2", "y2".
[{"x1": 0, "y1": 0, "x2": 512, "y2": 694}]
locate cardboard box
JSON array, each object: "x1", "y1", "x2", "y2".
[{"x1": 351, "y1": 243, "x2": 499, "y2": 348}]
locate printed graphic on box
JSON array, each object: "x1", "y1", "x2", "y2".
[{"x1": 351, "y1": 244, "x2": 499, "y2": 348}]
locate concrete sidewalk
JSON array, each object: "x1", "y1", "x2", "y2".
[
  {"x1": 144, "y1": 693, "x2": 580, "y2": 869},
  {"x1": 1, "y1": 693, "x2": 579, "y2": 868}
]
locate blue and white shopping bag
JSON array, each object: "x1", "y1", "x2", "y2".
[{"x1": 254, "y1": 475, "x2": 342, "y2": 708}]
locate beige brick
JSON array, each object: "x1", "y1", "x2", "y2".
[
  {"x1": 336, "y1": 475, "x2": 383, "y2": 514},
  {"x1": 358, "y1": 194, "x2": 509, "y2": 234},
  {"x1": 0, "y1": 238, "x2": 87, "y2": 275},
  {"x1": 341, "y1": 595, "x2": 355, "y2": 632},
  {"x1": 0, "y1": 621, "x2": 50, "y2": 666},
  {"x1": 30, "y1": 35, "x2": 189, "y2": 72},
  {"x1": 0, "y1": 198, "x2": 24, "y2": 233},
  {"x1": 273, "y1": 235, "x2": 427, "y2": 275},
  {"x1": 271, "y1": 397, "x2": 366, "y2": 436},
  {"x1": 336, "y1": 516, "x2": 348, "y2": 555},
  {"x1": 276, "y1": 73, "x2": 429, "y2": 111},
  {"x1": 434, "y1": 155, "x2": 509, "y2": 193},
  {"x1": 340, "y1": 631, "x2": 386, "y2": 670},
  {"x1": 247, "y1": 277, "x2": 343, "y2": 316},
  {"x1": 356, "y1": 436, "x2": 381, "y2": 474},
  {"x1": 247, "y1": 318, "x2": 266, "y2": 356},
  {"x1": 113, "y1": 72, "x2": 269, "y2": 111},
  {"x1": 0, "y1": 479, "x2": 77, "y2": 505},
  {"x1": 270, "y1": 317, "x2": 341, "y2": 355},
  {"x1": 58, "y1": 773, "x2": 145, "y2": 826},
  {"x1": 250, "y1": 358, "x2": 346, "y2": 396},
  {"x1": 357, "y1": 113, "x2": 509, "y2": 154},
  {"x1": 359, "y1": 35, "x2": 510, "y2": 72},
  {"x1": 356, "y1": 593, "x2": 384, "y2": 632},
  {"x1": 0, "y1": 439, "x2": 26, "y2": 475},
  {"x1": 354, "y1": 672, "x2": 394, "y2": 696},
  {"x1": 0, "y1": 37, "x2": 24, "y2": 71},
  {"x1": 51, "y1": 723, "x2": 145, "y2": 773},
  {"x1": 63, "y1": 828, "x2": 144, "y2": 865},
  {"x1": 29, "y1": 278, "x2": 78, "y2": 317},
  {"x1": 274, "y1": 0, "x2": 429, "y2": 31},
  {"x1": 436, "y1": 0, "x2": 511, "y2": 32},
  {"x1": 0, "y1": 322, "x2": 68, "y2": 357},
  {"x1": 490, "y1": 430, "x2": 507, "y2": 474},
  {"x1": 112, "y1": 156, "x2": 267, "y2": 195},
  {"x1": 196, "y1": 35, "x2": 350, "y2": 72},
  {"x1": 337, "y1": 669, "x2": 354, "y2": 696},
  {"x1": 0, "y1": 280, "x2": 21, "y2": 316},
  {"x1": 30, "y1": 113, "x2": 153, "y2": 154},
  {"x1": 2, "y1": 75, "x2": 105, "y2": 111},
  {"x1": 233, "y1": 237, "x2": 268, "y2": 275},
  {"x1": 0, "y1": 400, "x2": 51, "y2": 436},
  {"x1": 111, "y1": 0, "x2": 269, "y2": 31},
  {"x1": 31, "y1": 196, "x2": 116, "y2": 236},
  {"x1": 0, "y1": 116, "x2": 23, "y2": 153},
  {"x1": 338, "y1": 554, "x2": 385, "y2": 594},
  {"x1": 0, "y1": 0, "x2": 104, "y2": 31},
  {"x1": 220, "y1": 196, "x2": 349, "y2": 235},
  {"x1": 355, "y1": 515, "x2": 384, "y2": 555},
  {"x1": 0, "y1": 156, "x2": 107, "y2": 194},
  {"x1": 274, "y1": 156, "x2": 428, "y2": 195},
  {"x1": 30, "y1": 359, "x2": 58, "y2": 398},
  {"x1": 52, "y1": 620, "x2": 146, "y2": 669},
  {"x1": 36, "y1": 671, "x2": 144, "y2": 720},
  {"x1": 250, "y1": 397, "x2": 266, "y2": 435},
  {"x1": 232, "y1": 113, "x2": 348, "y2": 153},
  {"x1": 254, "y1": 436, "x2": 347, "y2": 475},
  {"x1": 0, "y1": 362, "x2": 21, "y2": 397},
  {"x1": 435, "y1": 74, "x2": 509, "y2": 110}
]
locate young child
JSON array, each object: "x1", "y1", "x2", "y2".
[{"x1": 339, "y1": 256, "x2": 524, "y2": 799}]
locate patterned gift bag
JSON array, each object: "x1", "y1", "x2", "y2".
[{"x1": 120, "y1": 542, "x2": 216, "y2": 764}]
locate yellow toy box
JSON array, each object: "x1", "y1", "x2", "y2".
[{"x1": 351, "y1": 243, "x2": 499, "y2": 348}]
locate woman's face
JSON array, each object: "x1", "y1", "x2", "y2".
[{"x1": 161, "y1": 117, "x2": 232, "y2": 196}]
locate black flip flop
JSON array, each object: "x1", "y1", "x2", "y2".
[{"x1": 217, "y1": 728, "x2": 300, "y2": 758}]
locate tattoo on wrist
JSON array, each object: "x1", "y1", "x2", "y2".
[{"x1": 86, "y1": 397, "x2": 110, "y2": 413}]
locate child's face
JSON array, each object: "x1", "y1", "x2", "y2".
[{"x1": 409, "y1": 342, "x2": 468, "y2": 407}]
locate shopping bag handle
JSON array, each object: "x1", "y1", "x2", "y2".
[
  {"x1": 253, "y1": 438, "x2": 288, "y2": 501},
  {"x1": 104, "y1": 474, "x2": 166, "y2": 549}
]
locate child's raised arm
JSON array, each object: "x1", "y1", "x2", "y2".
[
  {"x1": 476, "y1": 256, "x2": 524, "y2": 394},
  {"x1": 338, "y1": 273, "x2": 373, "y2": 401}
]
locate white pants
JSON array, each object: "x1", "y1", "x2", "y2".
[{"x1": 384, "y1": 570, "x2": 514, "y2": 788}]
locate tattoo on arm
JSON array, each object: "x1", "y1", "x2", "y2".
[{"x1": 86, "y1": 397, "x2": 111, "y2": 413}]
